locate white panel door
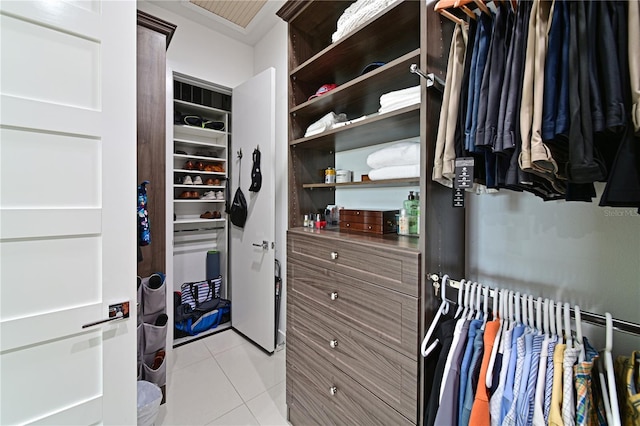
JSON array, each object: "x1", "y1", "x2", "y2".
[
  {"x1": 230, "y1": 68, "x2": 276, "y2": 353},
  {"x1": 0, "y1": 1, "x2": 137, "y2": 424}
]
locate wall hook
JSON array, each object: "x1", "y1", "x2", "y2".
[{"x1": 237, "y1": 148, "x2": 243, "y2": 159}]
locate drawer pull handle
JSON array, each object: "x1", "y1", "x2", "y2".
[
  {"x1": 330, "y1": 292, "x2": 339, "y2": 301},
  {"x1": 329, "y1": 339, "x2": 338, "y2": 348},
  {"x1": 330, "y1": 251, "x2": 339, "y2": 260},
  {"x1": 330, "y1": 386, "x2": 338, "y2": 396}
]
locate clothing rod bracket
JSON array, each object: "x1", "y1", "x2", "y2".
[{"x1": 410, "y1": 64, "x2": 445, "y2": 92}]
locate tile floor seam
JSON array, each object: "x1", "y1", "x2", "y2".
[{"x1": 211, "y1": 346, "x2": 263, "y2": 404}]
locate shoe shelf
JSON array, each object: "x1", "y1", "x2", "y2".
[
  {"x1": 302, "y1": 177, "x2": 420, "y2": 189},
  {"x1": 174, "y1": 125, "x2": 227, "y2": 139},
  {"x1": 174, "y1": 99, "x2": 228, "y2": 118},
  {"x1": 174, "y1": 138, "x2": 226, "y2": 149},
  {"x1": 174, "y1": 199, "x2": 225, "y2": 203},
  {"x1": 173, "y1": 153, "x2": 226, "y2": 162},
  {"x1": 174, "y1": 218, "x2": 225, "y2": 225},
  {"x1": 174, "y1": 184, "x2": 225, "y2": 189},
  {"x1": 173, "y1": 169, "x2": 226, "y2": 176}
]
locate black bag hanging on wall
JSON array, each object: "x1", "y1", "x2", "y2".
[
  {"x1": 249, "y1": 147, "x2": 262, "y2": 192},
  {"x1": 230, "y1": 150, "x2": 248, "y2": 228}
]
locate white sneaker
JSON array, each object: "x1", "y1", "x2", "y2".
[
  {"x1": 215, "y1": 191, "x2": 224, "y2": 200},
  {"x1": 193, "y1": 175, "x2": 203, "y2": 185},
  {"x1": 182, "y1": 175, "x2": 193, "y2": 185},
  {"x1": 201, "y1": 191, "x2": 217, "y2": 200}
]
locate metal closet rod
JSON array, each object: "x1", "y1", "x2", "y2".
[
  {"x1": 428, "y1": 273, "x2": 640, "y2": 337},
  {"x1": 410, "y1": 64, "x2": 445, "y2": 92}
]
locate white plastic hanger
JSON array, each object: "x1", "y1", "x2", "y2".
[
  {"x1": 556, "y1": 300, "x2": 564, "y2": 341},
  {"x1": 421, "y1": 275, "x2": 451, "y2": 357},
  {"x1": 485, "y1": 288, "x2": 504, "y2": 388},
  {"x1": 536, "y1": 297, "x2": 543, "y2": 334},
  {"x1": 550, "y1": 300, "x2": 556, "y2": 336},
  {"x1": 574, "y1": 305, "x2": 585, "y2": 362},
  {"x1": 475, "y1": 282, "x2": 483, "y2": 321},
  {"x1": 481, "y1": 284, "x2": 490, "y2": 327},
  {"x1": 462, "y1": 280, "x2": 472, "y2": 320},
  {"x1": 543, "y1": 298, "x2": 550, "y2": 337},
  {"x1": 527, "y1": 295, "x2": 535, "y2": 331},
  {"x1": 563, "y1": 302, "x2": 573, "y2": 349},
  {"x1": 454, "y1": 279, "x2": 466, "y2": 318},
  {"x1": 603, "y1": 313, "x2": 622, "y2": 426},
  {"x1": 514, "y1": 292, "x2": 521, "y2": 325},
  {"x1": 467, "y1": 282, "x2": 478, "y2": 320}
]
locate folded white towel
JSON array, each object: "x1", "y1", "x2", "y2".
[
  {"x1": 379, "y1": 85, "x2": 421, "y2": 107},
  {"x1": 331, "y1": 115, "x2": 368, "y2": 130},
  {"x1": 366, "y1": 141, "x2": 420, "y2": 169},
  {"x1": 332, "y1": 0, "x2": 398, "y2": 43},
  {"x1": 379, "y1": 99, "x2": 421, "y2": 114},
  {"x1": 304, "y1": 112, "x2": 347, "y2": 137},
  {"x1": 368, "y1": 164, "x2": 420, "y2": 180}
]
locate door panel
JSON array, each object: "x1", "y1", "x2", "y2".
[
  {"x1": 231, "y1": 68, "x2": 276, "y2": 352},
  {"x1": 0, "y1": 1, "x2": 136, "y2": 424}
]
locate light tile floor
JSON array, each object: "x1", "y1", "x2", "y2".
[{"x1": 157, "y1": 329, "x2": 288, "y2": 426}]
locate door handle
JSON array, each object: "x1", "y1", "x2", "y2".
[
  {"x1": 252, "y1": 240, "x2": 268, "y2": 250},
  {"x1": 82, "y1": 301, "x2": 130, "y2": 329}
]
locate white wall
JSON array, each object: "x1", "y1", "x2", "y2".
[
  {"x1": 466, "y1": 184, "x2": 640, "y2": 356},
  {"x1": 137, "y1": 1, "x2": 254, "y2": 88},
  {"x1": 253, "y1": 20, "x2": 289, "y2": 344}
]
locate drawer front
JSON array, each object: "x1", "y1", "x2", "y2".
[
  {"x1": 339, "y1": 221, "x2": 395, "y2": 234},
  {"x1": 288, "y1": 231, "x2": 420, "y2": 296},
  {"x1": 290, "y1": 293, "x2": 418, "y2": 422},
  {"x1": 287, "y1": 334, "x2": 414, "y2": 426},
  {"x1": 288, "y1": 259, "x2": 419, "y2": 359}
]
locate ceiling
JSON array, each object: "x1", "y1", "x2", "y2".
[{"x1": 148, "y1": 0, "x2": 286, "y2": 46}]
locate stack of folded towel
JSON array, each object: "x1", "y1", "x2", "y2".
[
  {"x1": 332, "y1": 0, "x2": 399, "y2": 43},
  {"x1": 378, "y1": 86, "x2": 421, "y2": 114},
  {"x1": 366, "y1": 140, "x2": 420, "y2": 180}
]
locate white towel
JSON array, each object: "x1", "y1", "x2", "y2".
[
  {"x1": 379, "y1": 86, "x2": 421, "y2": 107},
  {"x1": 332, "y1": 0, "x2": 399, "y2": 43},
  {"x1": 368, "y1": 164, "x2": 420, "y2": 180},
  {"x1": 366, "y1": 141, "x2": 420, "y2": 169},
  {"x1": 304, "y1": 112, "x2": 347, "y2": 137}
]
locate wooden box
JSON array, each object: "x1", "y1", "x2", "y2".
[{"x1": 339, "y1": 209, "x2": 399, "y2": 234}]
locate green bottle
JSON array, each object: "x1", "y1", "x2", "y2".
[{"x1": 403, "y1": 191, "x2": 419, "y2": 235}]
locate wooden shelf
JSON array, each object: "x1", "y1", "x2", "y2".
[
  {"x1": 174, "y1": 199, "x2": 225, "y2": 203},
  {"x1": 173, "y1": 125, "x2": 226, "y2": 138},
  {"x1": 174, "y1": 99, "x2": 229, "y2": 116},
  {"x1": 290, "y1": 49, "x2": 421, "y2": 120},
  {"x1": 174, "y1": 218, "x2": 225, "y2": 225},
  {"x1": 302, "y1": 178, "x2": 419, "y2": 189},
  {"x1": 174, "y1": 184, "x2": 224, "y2": 189},
  {"x1": 290, "y1": 104, "x2": 420, "y2": 152}
]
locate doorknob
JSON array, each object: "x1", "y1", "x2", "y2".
[
  {"x1": 82, "y1": 301, "x2": 130, "y2": 329},
  {"x1": 252, "y1": 240, "x2": 268, "y2": 250}
]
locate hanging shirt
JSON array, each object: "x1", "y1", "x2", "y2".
[
  {"x1": 434, "y1": 320, "x2": 471, "y2": 425},
  {"x1": 614, "y1": 350, "x2": 640, "y2": 426},
  {"x1": 469, "y1": 319, "x2": 501, "y2": 425},
  {"x1": 440, "y1": 317, "x2": 469, "y2": 402},
  {"x1": 424, "y1": 318, "x2": 457, "y2": 426},
  {"x1": 522, "y1": 334, "x2": 545, "y2": 425},
  {"x1": 544, "y1": 336, "x2": 559, "y2": 423},
  {"x1": 562, "y1": 345, "x2": 582, "y2": 426},
  {"x1": 548, "y1": 343, "x2": 567, "y2": 426},
  {"x1": 532, "y1": 334, "x2": 551, "y2": 425},
  {"x1": 503, "y1": 332, "x2": 528, "y2": 426},
  {"x1": 500, "y1": 325, "x2": 526, "y2": 424},
  {"x1": 574, "y1": 337, "x2": 607, "y2": 426},
  {"x1": 491, "y1": 325, "x2": 514, "y2": 426},
  {"x1": 460, "y1": 327, "x2": 485, "y2": 426},
  {"x1": 515, "y1": 333, "x2": 535, "y2": 425},
  {"x1": 458, "y1": 320, "x2": 483, "y2": 422}
]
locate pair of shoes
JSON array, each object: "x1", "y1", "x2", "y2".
[
  {"x1": 204, "y1": 163, "x2": 225, "y2": 172},
  {"x1": 201, "y1": 191, "x2": 217, "y2": 200},
  {"x1": 155, "y1": 313, "x2": 168, "y2": 326},
  {"x1": 148, "y1": 273, "x2": 163, "y2": 289},
  {"x1": 152, "y1": 349, "x2": 165, "y2": 370},
  {"x1": 178, "y1": 191, "x2": 200, "y2": 199},
  {"x1": 200, "y1": 211, "x2": 222, "y2": 219},
  {"x1": 205, "y1": 178, "x2": 221, "y2": 186},
  {"x1": 215, "y1": 191, "x2": 224, "y2": 200},
  {"x1": 184, "y1": 160, "x2": 195, "y2": 170},
  {"x1": 181, "y1": 176, "x2": 203, "y2": 185}
]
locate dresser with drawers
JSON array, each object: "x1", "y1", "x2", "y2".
[{"x1": 287, "y1": 229, "x2": 421, "y2": 425}]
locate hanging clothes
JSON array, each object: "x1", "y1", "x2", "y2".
[{"x1": 614, "y1": 351, "x2": 640, "y2": 426}]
